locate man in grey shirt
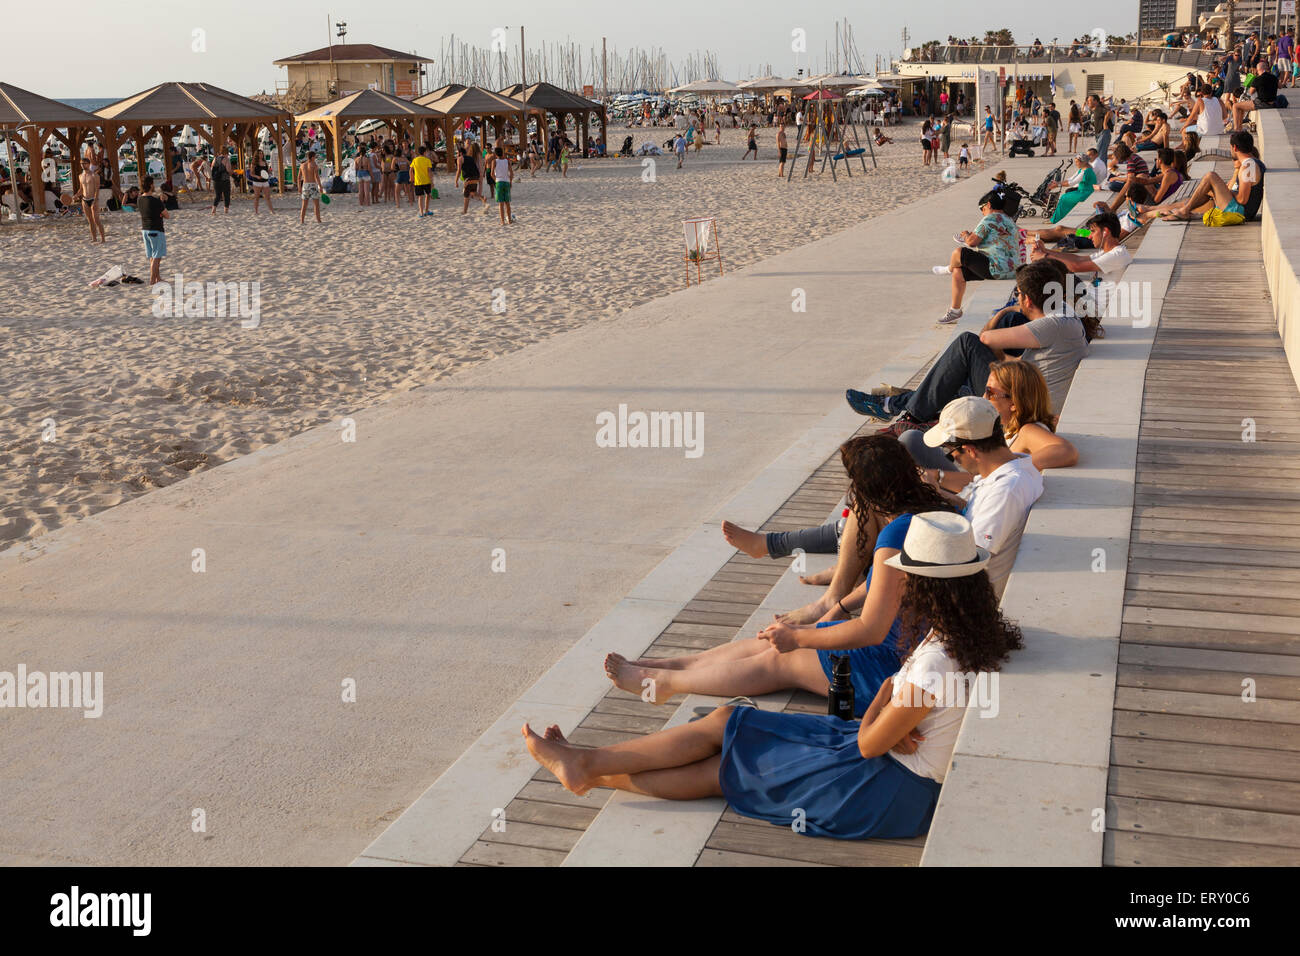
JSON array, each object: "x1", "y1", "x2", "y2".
[{"x1": 848, "y1": 259, "x2": 1094, "y2": 422}]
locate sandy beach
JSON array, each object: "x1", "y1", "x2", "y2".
[{"x1": 0, "y1": 120, "x2": 975, "y2": 550}]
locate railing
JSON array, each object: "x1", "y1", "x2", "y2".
[{"x1": 901, "y1": 44, "x2": 1218, "y2": 72}]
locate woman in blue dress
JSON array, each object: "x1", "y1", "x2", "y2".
[
  {"x1": 525, "y1": 512, "x2": 1023, "y2": 840},
  {"x1": 604, "y1": 435, "x2": 955, "y2": 716}
]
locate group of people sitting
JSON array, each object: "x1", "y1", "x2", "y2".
[
  {"x1": 517, "y1": 66, "x2": 1274, "y2": 845},
  {"x1": 524, "y1": 249, "x2": 1111, "y2": 839}
]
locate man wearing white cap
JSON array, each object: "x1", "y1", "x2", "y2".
[{"x1": 920, "y1": 395, "x2": 1043, "y2": 596}]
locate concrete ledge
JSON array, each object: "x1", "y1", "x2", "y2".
[
  {"x1": 1256, "y1": 110, "x2": 1300, "y2": 390},
  {"x1": 921, "y1": 215, "x2": 1189, "y2": 866}
]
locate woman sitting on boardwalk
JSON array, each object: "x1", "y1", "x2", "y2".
[
  {"x1": 527, "y1": 512, "x2": 1022, "y2": 839},
  {"x1": 615, "y1": 435, "x2": 954, "y2": 712},
  {"x1": 1046, "y1": 153, "x2": 1098, "y2": 224}
]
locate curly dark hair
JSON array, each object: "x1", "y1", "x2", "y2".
[
  {"x1": 898, "y1": 573, "x2": 1023, "y2": 673},
  {"x1": 839, "y1": 435, "x2": 955, "y2": 568}
]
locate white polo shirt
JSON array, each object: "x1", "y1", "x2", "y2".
[{"x1": 959, "y1": 453, "x2": 1044, "y2": 597}]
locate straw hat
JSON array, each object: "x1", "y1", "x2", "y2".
[{"x1": 885, "y1": 511, "x2": 990, "y2": 578}]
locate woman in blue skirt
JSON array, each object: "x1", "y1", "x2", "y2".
[
  {"x1": 525, "y1": 512, "x2": 1023, "y2": 840},
  {"x1": 604, "y1": 435, "x2": 956, "y2": 716}
]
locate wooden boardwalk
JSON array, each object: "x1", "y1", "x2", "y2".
[
  {"x1": 457, "y1": 372, "x2": 934, "y2": 865},
  {"x1": 1106, "y1": 221, "x2": 1300, "y2": 866}
]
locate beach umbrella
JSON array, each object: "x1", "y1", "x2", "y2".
[
  {"x1": 667, "y1": 79, "x2": 741, "y2": 94},
  {"x1": 802, "y1": 89, "x2": 841, "y2": 100},
  {"x1": 739, "y1": 76, "x2": 805, "y2": 90},
  {"x1": 805, "y1": 74, "x2": 874, "y2": 89},
  {"x1": 847, "y1": 87, "x2": 889, "y2": 97}
]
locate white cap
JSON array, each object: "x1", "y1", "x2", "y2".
[{"x1": 922, "y1": 395, "x2": 1000, "y2": 448}]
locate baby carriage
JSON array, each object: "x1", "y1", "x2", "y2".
[
  {"x1": 1009, "y1": 161, "x2": 1069, "y2": 218},
  {"x1": 619, "y1": 135, "x2": 634, "y2": 157}
]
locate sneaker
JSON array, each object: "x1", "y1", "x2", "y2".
[
  {"x1": 938, "y1": 308, "x2": 963, "y2": 324},
  {"x1": 932, "y1": 265, "x2": 951, "y2": 275},
  {"x1": 845, "y1": 388, "x2": 893, "y2": 419}
]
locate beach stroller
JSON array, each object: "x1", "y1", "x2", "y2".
[
  {"x1": 1029, "y1": 160, "x2": 1070, "y2": 219},
  {"x1": 619, "y1": 135, "x2": 634, "y2": 157}
]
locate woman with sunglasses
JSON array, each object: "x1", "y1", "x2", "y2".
[
  {"x1": 528, "y1": 512, "x2": 1022, "y2": 840},
  {"x1": 900, "y1": 359, "x2": 1078, "y2": 480}
]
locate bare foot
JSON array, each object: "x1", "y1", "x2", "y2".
[
  {"x1": 776, "y1": 595, "x2": 836, "y2": 626},
  {"x1": 721, "y1": 520, "x2": 768, "y2": 558},
  {"x1": 628, "y1": 653, "x2": 688, "y2": 670},
  {"x1": 522, "y1": 723, "x2": 592, "y2": 794},
  {"x1": 604, "y1": 652, "x2": 669, "y2": 702},
  {"x1": 543, "y1": 724, "x2": 567, "y2": 742},
  {"x1": 798, "y1": 568, "x2": 833, "y2": 586}
]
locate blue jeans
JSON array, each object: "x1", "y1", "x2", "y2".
[{"x1": 1095, "y1": 129, "x2": 1111, "y2": 159}]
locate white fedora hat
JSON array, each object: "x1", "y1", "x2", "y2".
[{"x1": 884, "y1": 511, "x2": 990, "y2": 579}]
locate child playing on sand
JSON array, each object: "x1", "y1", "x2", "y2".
[
  {"x1": 137, "y1": 175, "x2": 168, "y2": 286},
  {"x1": 560, "y1": 140, "x2": 571, "y2": 178},
  {"x1": 674, "y1": 132, "x2": 687, "y2": 168},
  {"x1": 959, "y1": 143, "x2": 970, "y2": 170},
  {"x1": 493, "y1": 147, "x2": 514, "y2": 226},
  {"x1": 743, "y1": 126, "x2": 758, "y2": 160}
]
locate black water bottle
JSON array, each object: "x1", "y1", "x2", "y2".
[{"x1": 827, "y1": 654, "x2": 855, "y2": 721}]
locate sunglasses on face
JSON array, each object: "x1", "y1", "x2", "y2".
[
  {"x1": 984, "y1": 385, "x2": 1010, "y2": 400},
  {"x1": 942, "y1": 443, "x2": 965, "y2": 462}
]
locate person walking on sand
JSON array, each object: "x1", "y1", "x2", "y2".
[
  {"x1": 743, "y1": 125, "x2": 759, "y2": 160},
  {"x1": 982, "y1": 106, "x2": 996, "y2": 150},
  {"x1": 777, "y1": 124, "x2": 788, "y2": 177},
  {"x1": 249, "y1": 151, "x2": 274, "y2": 214},
  {"x1": 493, "y1": 146, "x2": 515, "y2": 226},
  {"x1": 459, "y1": 143, "x2": 489, "y2": 214},
  {"x1": 675, "y1": 131, "x2": 687, "y2": 168},
  {"x1": 210, "y1": 150, "x2": 232, "y2": 215},
  {"x1": 77, "y1": 162, "x2": 106, "y2": 243},
  {"x1": 298, "y1": 150, "x2": 323, "y2": 224},
  {"x1": 137, "y1": 175, "x2": 169, "y2": 286},
  {"x1": 411, "y1": 144, "x2": 434, "y2": 218}
]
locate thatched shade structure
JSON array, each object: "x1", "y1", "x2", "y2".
[
  {"x1": 0, "y1": 82, "x2": 104, "y2": 214},
  {"x1": 413, "y1": 86, "x2": 525, "y2": 170},
  {"x1": 98, "y1": 82, "x2": 292, "y2": 196},
  {"x1": 294, "y1": 89, "x2": 445, "y2": 180},
  {"x1": 497, "y1": 82, "x2": 607, "y2": 156}
]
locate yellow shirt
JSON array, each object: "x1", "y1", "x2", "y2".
[{"x1": 410, "y1": 155, "x2": 433, "y2": 186}]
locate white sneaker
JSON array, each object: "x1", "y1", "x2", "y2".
[
  {"x1": 938, "y1": 308, "x2": 962, "y2": 324},
  {"x1": 932, "y1": 265, "x2": 952, "y2": 275}
]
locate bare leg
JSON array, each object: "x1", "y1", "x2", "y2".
[
  {"x1": 617, "y1": 637, "x2": 771, "y2": 672},
  {"x1": 950, "y1": 255, "x2": 967, "y2": 310},
  {"x1": 523, "y1": 705, "x2": 731, "y2": 795},
  {"x1": 607, "y1": 644, "x2": 826, "y2": 702},
  {"x1": 778, "y1": 508, "x2": 879, "y2": 624}
]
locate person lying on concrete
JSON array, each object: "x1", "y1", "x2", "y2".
[
  {"x1": 848, "y1": 258, "x2": 1100, "y2": 422},
  {"x1": 620, "y1": 436, "x2": 954, "y2": 709},
  {"x1": 532, "y1": 513, "x2": 1022, "y2": 841}
]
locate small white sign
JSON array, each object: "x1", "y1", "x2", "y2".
[{"x1": 1284, "y1": 0, "x2": 1296, "y2": 15}]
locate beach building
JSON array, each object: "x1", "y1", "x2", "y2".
[{"x1": 273, "y1": 43, "x2": 434, "y2": 113}]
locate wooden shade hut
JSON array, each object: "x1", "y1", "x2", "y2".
[
  {"x1": 0, "y1": 82, "x2": 104, "y2": 214},
  {"x1": 413, "y1": 87, "x2": 526, "y2": 170},
  {"x1": 497, "y1": 82, "x2": 607, "y2": 156},
  {"x1": 294, "y1": 88, "x2": 445, "y2": 178},
  {"x1": 98, "y1": 82, "x2": 292, "y2": 195}
]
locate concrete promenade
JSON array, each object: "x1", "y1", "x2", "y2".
[{"x1": 0, "y1": 159, "x2": 1055, "y2": 865}]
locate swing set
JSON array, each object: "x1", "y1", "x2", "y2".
[{"x1": 785, "y1": 87, "x2": 877, "y2": 182}]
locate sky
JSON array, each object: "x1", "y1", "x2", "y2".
[{"x1": 10, "y1": 0, "x2": 1145, "y2": 97}]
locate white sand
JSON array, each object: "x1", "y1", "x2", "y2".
[{"x1": 0, "y1": 121, "x2": 976, "y2": 549}]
